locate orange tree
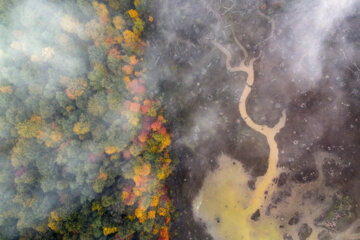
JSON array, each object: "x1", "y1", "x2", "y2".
[{"x1": 0, "y1": 0, "x2": 173, "y2": 239}]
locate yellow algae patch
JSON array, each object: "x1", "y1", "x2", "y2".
[{"x1": 193, "y1": 154, "x2": 282, "y2": 240}]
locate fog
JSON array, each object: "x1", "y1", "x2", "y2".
[
  {"x1": 150, "y1": 0, "x2": 360, "y2": 239},
  {"x1": 1, "y1": 0, "x2": 360, "y2": 239},
  {"x1": 270, "y1": 0, "x2": 358, "y2": 88}
]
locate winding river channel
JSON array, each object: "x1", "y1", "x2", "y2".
[{"x1": 193, "y1": 36, "x2": 287, "y2": 239}]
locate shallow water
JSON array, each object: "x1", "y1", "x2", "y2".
[
  {"x1": 193, "y1": 154, "x2": 282, "y2": 240},
  {"x1": 193, "y1": 48, "x2": 287, "y2": 239}
]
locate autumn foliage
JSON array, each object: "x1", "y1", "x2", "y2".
[{"x1": 0, "y1": 0, "x2": 173, "y2": 240}]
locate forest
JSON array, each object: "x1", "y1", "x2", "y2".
[{"x1": 0, "y1": 0, "x2": 173, "y2": 239}]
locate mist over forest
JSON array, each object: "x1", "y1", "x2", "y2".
[{"x1": 0, "y1": 0, "x2": 360, "y2": 240}]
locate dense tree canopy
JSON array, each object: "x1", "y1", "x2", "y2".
[{"x1": 0, "y1": 0, "x2": 173, "y2": 239}]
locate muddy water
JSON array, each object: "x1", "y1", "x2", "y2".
[
  {"x1": 193, "y1": 154, "x2": 283, "y2": 240},
  {"x1": 193, "y1": 42, "x2": 287, "y2": 239},
  {"x1": 239, "y1": 83, "x2": 286, "y2": 215}
]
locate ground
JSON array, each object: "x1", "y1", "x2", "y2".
[{"x1": 149, "y1": 0, "x2": 360, "y2": 239}]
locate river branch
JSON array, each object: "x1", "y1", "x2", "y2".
[{"x1": 212, "y1": 7, "x2": 287, "y2": 217}]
